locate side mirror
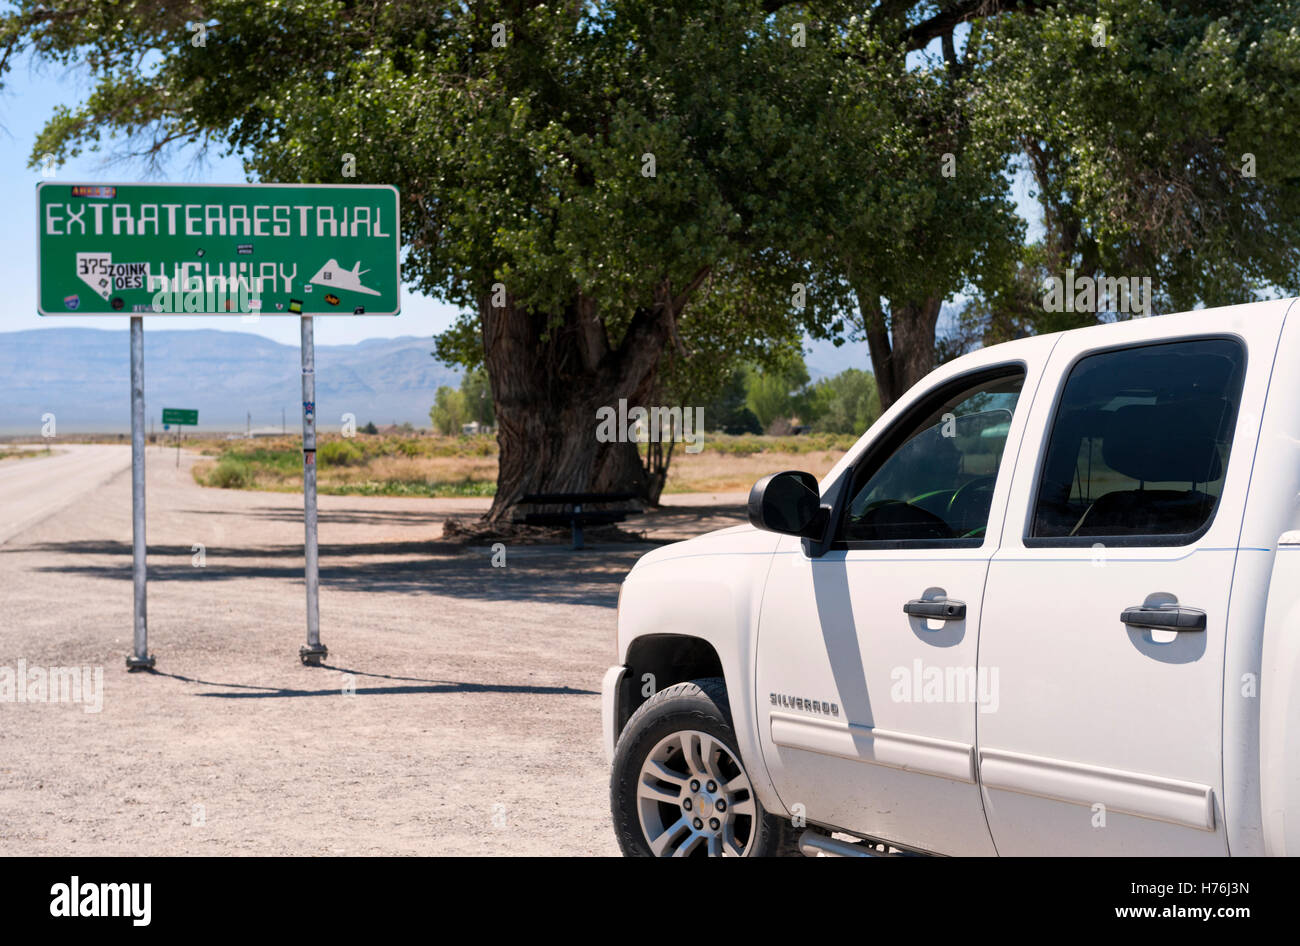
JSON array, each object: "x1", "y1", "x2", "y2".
[{"x1": 748, "y1": 470, "x2": 829, "y2": 539}]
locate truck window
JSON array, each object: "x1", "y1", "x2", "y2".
[
  {"x1": 1030, "y1": 337, "x2": 1246, "y2": 543},
  {"x1": 837, "y1": 370, "x2": 1025, "y2": 545}
]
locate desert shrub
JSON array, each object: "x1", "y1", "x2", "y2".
[
  {"x1": 208, "y1": 457, "x2": 253, "y2": 488},
  {"x1": 710, "y1": 437, "x2": 765, "y2": 456},
  {"x1": 318, "y1": 440, "x2": 364, "y2": 466}
]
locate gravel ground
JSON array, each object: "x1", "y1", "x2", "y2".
[{"x1": 0, "y1": 444, "x2": 747, "y2": 856}]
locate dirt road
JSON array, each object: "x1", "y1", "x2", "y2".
[
  {"x1": 0, "y1": 444, "x2": 747, "y2": 855},
  {"x1": 0, "y1": 445, "x2": 131, "y2": 545}
]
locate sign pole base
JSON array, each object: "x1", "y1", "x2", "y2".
[{"x1": 299, "y1": 644, "x2": 328, "y2": 666}]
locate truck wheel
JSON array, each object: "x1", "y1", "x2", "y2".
[{"x1": 610, "y1": 677, "x2": 800, "y2": 857}]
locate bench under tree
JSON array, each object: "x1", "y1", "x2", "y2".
[{"x1": 515, "y1": 491, "x2": 641, "y2": 549}]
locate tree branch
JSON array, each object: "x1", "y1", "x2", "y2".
[{"x1": 904, "y1": 0, "x2": 1059, "y2": 52}]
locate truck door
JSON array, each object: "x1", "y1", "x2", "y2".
[
  {"x1": 979, "y1": 315, "x2": 1281, "y2": 855},
  {"x1": 755, "y1": 343, "x2": 1053, "y2": 856}
]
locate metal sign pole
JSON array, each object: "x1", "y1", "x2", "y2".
[
  {"x1": 126, "y1": 316, "x2": 154, "y2": 670},
  {"x1": 299, "y1": 314, "x2": 327, "y2": 666}
]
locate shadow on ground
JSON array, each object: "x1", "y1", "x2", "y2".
[
  {"x1": 181, "y1": 506, "x2": 456, "y2": 527},
  {"x1": 12, "y1": 538, "x2": 638, "y2": 606},
  {"x1": 150, "y1": 667, "x2": 597, "y2": 699},
  {"x1": 8, "y1": 502, "x2": 747, "y2": 607}
]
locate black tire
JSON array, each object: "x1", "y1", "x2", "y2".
[{"x1": 610, "y1": 677, "x2": 802, "y2": 857}]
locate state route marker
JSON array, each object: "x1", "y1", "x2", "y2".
[{"x1": 37, "y1": 182, "x2": 401, "y2": 669}]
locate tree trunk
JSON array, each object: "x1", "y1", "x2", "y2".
[
  {"x1": 480, "y1": 289, "x2": 678, "y2": 525},
  {"x1": 856, "y1": 287, "x2": 943, "y2": 410}
]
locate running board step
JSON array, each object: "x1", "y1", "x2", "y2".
[{"x1": 798, "y1": 830, "x2": 909, "y2": 857}]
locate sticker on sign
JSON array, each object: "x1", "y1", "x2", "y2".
[{"x1": 37, "y1": 182, "x2": 400, "y2": 316}]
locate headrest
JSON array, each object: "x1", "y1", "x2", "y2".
[{"x1": 1102, "y1": 402, "x2": 1226, "y2": 484}]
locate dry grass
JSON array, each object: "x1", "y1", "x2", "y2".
[
  {"x1": 0, "y1": 446, "x2": 54, "y2": 462},
  {"x1": 314, "y1": 453, "x2": 497, "y2": 492},
  {"x1": 191, "y1": 431, "x2": 855, "y2": 497},
  {"x1": 663, "y1": 448, "x2": 847, "y2": 493}
]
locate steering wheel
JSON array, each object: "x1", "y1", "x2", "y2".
[
  {"x1": 852, "y1": 500, "x2": 955, "y2": 541},
  {"x1": 947, "y1": 476, "x2": 997, "y2": 536}
]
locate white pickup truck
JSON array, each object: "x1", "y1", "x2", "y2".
[{"x1": 603, "y1": 299, "x2": 1300, "y2": 857}]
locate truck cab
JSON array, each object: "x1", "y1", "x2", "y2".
[{"x1": 604, "y1": 298, "x2": 1300, "y2": 857}]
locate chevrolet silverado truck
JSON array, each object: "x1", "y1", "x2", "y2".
[{"x1": 603, "y1": 299, "x2": 1300, "y2": 856}]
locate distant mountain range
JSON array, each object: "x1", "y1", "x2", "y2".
[
  {"x1": 0, "y1": 328, "x2": 459, "y2": 434},
  {"x1": 0, "y1": 324, "x2": 886, "y2": 435}
]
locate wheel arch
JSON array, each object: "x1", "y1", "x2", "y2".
[{"x1": 614, "y1": 634, "x2": 727, "y2": 743}]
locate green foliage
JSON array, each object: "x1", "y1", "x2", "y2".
[
  {"x1": 808, "y1": 369, "x2": 882, "y2": 435},
  {"x1": 321, "y1": 478, "x2": 496, "y2": 498},
  {"x1": 704, "y1": 431, "x2": 859, "y2": 456},
  {"x1": 744, "y1": 356, "x2": 816, "y2": 432},
  {"x1": 699, "y1": 366, "x2": 762, "y2": 435},
  {"x1": 360, "y1": 421, "x2": 379, "y2": 435},
  {"x1": 429, "y1": 386, "x2": 468, "y2": 436},
  {"x1": 194, "y1": 433, "x2": 499, "y2": 496},
  {"x1": 318, "y1": 439, "x2": 364, "y2": 467},
  {"x1": 745, "y1": 365, "x2": 801, "y2": 432},
  {"x1": 460, "y1": 367, "x2": 494, "y2": 427},
  {"x1": 973, "y1": 0, "x2": 1300, "y2": 316},
  {"x1": 206, "y1": 457, "x2": 253, "y2": 489},
  {"x1": 737, "y1": 359, "x2": 879, "y2": 437},
  {"x1": 214, "y1": 446, "x2": 300, "y2": 475}
]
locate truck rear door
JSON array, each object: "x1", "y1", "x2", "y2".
[{"x1": 977, "y1": 308, "x2": 1283, "y2": 855}]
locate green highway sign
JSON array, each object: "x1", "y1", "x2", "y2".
[
  {"x1": 161, "y1": 408, "x2": 198, "y2": 426},
  {"x1": 37, "y1": 182, "x2": 400, "y2": 316}
]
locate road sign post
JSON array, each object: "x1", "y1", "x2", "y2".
[
  {"x1": 126, "y1": 316, "x2": 153, "y2": 670},
  {"x1": 298, "y1": 315, "x2": 326, "y2": 666},
  {"x1": 162, "y1": 409, "x2": 197, "y2": 468},
  {"x1": 37, "y1": 182, "x2": 400, "y2": 668}
]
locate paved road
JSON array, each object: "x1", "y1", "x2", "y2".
[{"x1": 0, "y1": 445, "x2": 131, "y2": 545}]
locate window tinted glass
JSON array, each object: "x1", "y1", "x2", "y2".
[
  {"x1": 1031, "y1": 338, "x2": 1246, "y2": 540},
  {"x1": 839, "y1": 372, "x2": 1025, "y2": 544}
]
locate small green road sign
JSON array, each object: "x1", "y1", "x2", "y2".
[
  {"x1": 37, "y1": 182, "x2": 400, "y2": 316},
  {"x1": 162, "y1": 408, "x2": 198, "y2": 426}
]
